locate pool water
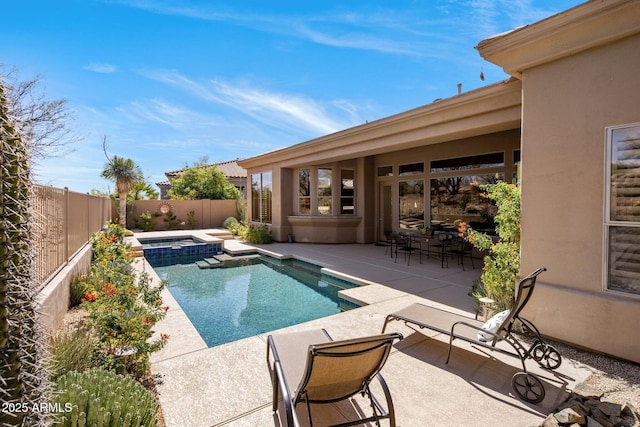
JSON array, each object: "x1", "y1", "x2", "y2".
[{"x1": 150, "y1": 256, "x2": 357, "y2": 347}]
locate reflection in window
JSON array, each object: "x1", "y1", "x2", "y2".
[
  {"x1": 606, "y1": 123, "x2": 640, "y2": 295},
  {"x1": 318, "y1": 168, "x2": 332, "y2": 215},
  {"x1": 399, "y1": 180, "x2": 424, "y2": 229},
  {"x1": 430, "y1": 174, "x2": 503, "y2": 231},
  {"x1": 251, "y1": 172, "x2": 272, "y2": 224},
  {"x1": 377, "y1": 165, "x2": 393, "y2": 177},
  {"x1": 431, "y1": 152, "x2": 504, "y2": 173},
  {"x1": 399, "y1": 162, "x2": 424, "y2": 176},
  {"x1": 340, "y1": 169, "x2": 355, "y2": 215},
  {"x1": 299, "y1": 169, "x2": 310, "y2": 215}
]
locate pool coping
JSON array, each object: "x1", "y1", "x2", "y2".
[
  {"x1": 147, "y1": 240, "x2": 596, "y2": 426},
  {"x1": 139, "y1": 243, "x2": 382, "y2": 363}
]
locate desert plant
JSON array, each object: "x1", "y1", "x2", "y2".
[
  {"x1": 53, "y1": 368, "x2": 159, "y2": 427},
  {"x1": 100, "y1": 137, "x2": 144, "y2": 227},
  {"x1": 241, "y1": 223, "x2": 272, "y2": 244},
  {"x1": 134, "y1": 211, "x2": 157, "y2": 232},
  {"x1": 163, "y1": 210, "x2": 183, "y2": 230},
  {"x1": 223, "y1": 216, "x2": 242, "y2": 235},
  {"x1": 83, "y1": 225, "x2": 168, "y2": 378},
  {"x1": 186, "y1": 210, "x2": 196, "y2": 229},
  {"x1": 461, "y1": 181, "x2": 521, "y2": 311},
  {"x1": 48, "y1": 324, "x2": 97, "y2": 382},
  {"x1": 69, "y1": 276, "x2": 88, "y2": 308},
  {"x1": 0, "y1": 81, "x2": 51, "y2": 425}
]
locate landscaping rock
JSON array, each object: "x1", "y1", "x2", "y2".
[{"x1": 539, "y1": 387, "x2": 640, "y2": 427}]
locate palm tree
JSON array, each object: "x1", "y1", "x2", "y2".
[{"x1": 100, "y1": 137, "x2": 143, "y2": 227}]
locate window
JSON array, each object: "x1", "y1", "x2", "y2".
[
  {"x1": 377, "y1": 165, "x2": 393, "y2": 177},
  {"x1": 317, "y1": 168, "x2": 332, "y2": 215},
  {"x1": 430, "y1": 175, "x2": 502, "y2": 231},
  {"x1": 431, "y1": 152, "x2": 504, "y2": 173},
  {"x1": 399, "y1": 179, "x2": 424, "y2": 229},
  {"x1": 340, "y1": 169, "x2": 355, "y2": 215},
  {"x1": 299, "y1": 169, "x2": 310, "y2": 215},
  {"x1": 251, "y1": 172, "x2": 272, "y2": 224},
  {"x1": 399, "y1": 162, "x2": 424, "y2": 176},
  {"x1": 606, "y1": 123, "x2": 640, "y2": 295}
]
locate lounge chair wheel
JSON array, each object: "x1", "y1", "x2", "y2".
[
  {"x1": 511, "y1": 372, "x2": 545, "y2": 404},
  {"x1": 531, "y1": 342, "x2": 562, "y2": 370}
]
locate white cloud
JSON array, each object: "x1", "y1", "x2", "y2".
[
  {"x1": 83, "y1": 63, "x2": 117, "y2": 73},
  {"x1": 140, "y1": 70, "x2": 361, "y2": 136}
]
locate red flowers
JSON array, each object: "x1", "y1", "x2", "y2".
[
  {"x1": 102, "y1": 283, "x2": 118, "y2": 297},
  {"x1": 83, "y1": 292, "x2": 96, "y2": 302}
]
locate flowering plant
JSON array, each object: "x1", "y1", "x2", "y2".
[
  {"x1": 460, "y1": 181, "x2": 521, "y2": 311},
  {"x1": 80, "y1": 223, "x2": 168, "y2": 378}
]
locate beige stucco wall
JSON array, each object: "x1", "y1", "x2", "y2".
[
  {"x1": 519, "y1": 33, "x2": 640, "y2": 362},
  {"x1": 36, "y1": 244, "x2": 93, "y2": 334},
  {"x1": 125, "y1": 199, "x2": 238, "y2": 230}
]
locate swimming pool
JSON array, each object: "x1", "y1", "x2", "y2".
[
  {"x1": 150, "y1": 255, "x2": 359, "y2": 347},
  {"x1": 139, "y1": 236, "x2": 222, "y2": 259}
]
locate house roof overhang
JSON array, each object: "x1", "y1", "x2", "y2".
[
  {"x1": 238, "y1": 78, "x2": 522, "y2": 170},
  {"x1": 476, "y1": 0, "x2": 640, "y2": 78}
]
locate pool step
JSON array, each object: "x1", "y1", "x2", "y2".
[{"x1": 195, "y1": 258, "x2": 223, "y2": 269}]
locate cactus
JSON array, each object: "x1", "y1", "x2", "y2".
[
  {"x1": 53, "y1": 368, "x2": 159, "y2": 427},
  {"x1": 0, "y1": 82, "x2": 51, "y2": 425}
]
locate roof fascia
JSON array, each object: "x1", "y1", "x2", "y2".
[
  {"x1": 476, "y1": 0, "x2": 640, "y2": 78},
  {"x1": 238, "y1": 79, "x2": 522, "y2": 170}
]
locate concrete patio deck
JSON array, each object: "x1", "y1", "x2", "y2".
[{"x1": 139, "y1": 237, "x2": 595, "y2": 426}]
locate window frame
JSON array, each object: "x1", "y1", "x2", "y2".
[
  {"x1": 251, "y1": 171, "x2": 272, "y2": 224},
  {"x1": 604, "y1": 122, "x2": 640, "y2": 297},
  {"x1": 340, "y1": 168, "x2": 355, "y2": 215}
]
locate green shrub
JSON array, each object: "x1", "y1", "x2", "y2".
[
  {"x1": 462, "y1": 181, "x2": 521, "y2": 312},
  {"x1": 69, "y1": 276, "x2": 88, "y2": 308},
  {"x1": 48, "y1": 324, "x2": 97, "y2": 382},
  {"x1": 223, "y1": 217, "x2": 242, "y2": 235},
  {"x1": 163, "y1": 210, "x2": 184, "y2": 230},
  {"x1": 187, "y1": 210, "x2": 197, "y2": 229},
  {"x1": 134, "y1": 211, "x2": 156, "y2": 232},
  {"x1": 53, "y1": 368, "x2": 159, "y2": 427},
  {"x1": 84, "y1": 224, "x2": 168, "y2": 378},
  {"x1": 241, "y1": 223, "x2": 272, "y2": 244}
]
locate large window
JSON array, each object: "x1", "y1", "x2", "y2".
[
  {"x1": 606, "y1": 123, "x2": 640, "y2": 296},
  {"x1": 251, "y1": 172, "x2": 272, "y2": 224},
  {"x1": 299, "y1": 169, "x2": 310, "y2": 215},
  {"x1": 431, "y1": 152, "x2": 504, "y2": 173},
  {"x1": 399, "y1": 179, "x2": 424, "y2": 229},
  {"x1": 430, "y1": 175, "x2": 502, "y2": 231},
  {"x1": 340, "y1": 169, "x2": 355, "y2": 215},
  {"x1": 317, "y1": 168, "x2": 332, "y2": 215}
]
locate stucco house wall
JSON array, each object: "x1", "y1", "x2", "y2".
[
  {"x1": 478, "y1": 0, "x2": 640, "y2": 362},
  {"x1": 239, "y1": 0, "x2": 640, "y2": 363}
]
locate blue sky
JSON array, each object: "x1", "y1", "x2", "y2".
[{"x1": 3, "y1": 0, "x2": 584, "y2": 195}]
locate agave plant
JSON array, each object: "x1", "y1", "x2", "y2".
[{"x1": 0, "y1": 82, "x2": 50, "y2": 425}]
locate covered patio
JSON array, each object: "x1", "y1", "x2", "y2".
[{"x1": 146, "y1": 241, "x2": 594, "y2": 426}]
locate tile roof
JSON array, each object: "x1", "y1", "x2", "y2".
[{"x1": 160, "y1": 159, "x2": 247, "y2": 185}]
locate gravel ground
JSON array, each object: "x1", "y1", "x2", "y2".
[{"x1": 547, "y1": 339, "x2": 640, "y2": 408}]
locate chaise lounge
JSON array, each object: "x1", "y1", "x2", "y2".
[
  {"x1": 381, "y1": 267, "x2": 561, "y2": 403},
  {"x1": 266, "y1": 329, "x2": 403, "y2": 427}
]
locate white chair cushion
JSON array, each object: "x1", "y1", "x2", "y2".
[{"x1": 477, "y1": 310, "x2": 510, "y2": 342}]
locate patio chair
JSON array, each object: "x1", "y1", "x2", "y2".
[
  {"x1": 266, "y1": 329, "x2": 403, "y2": 427},
  {"x1": 382, "y1": 267, "x2": 561, "y2": 404},
  {"x1": 448, "y1": 237, "x2": 475, "y2": 270}
]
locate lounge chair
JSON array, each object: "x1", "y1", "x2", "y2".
[
  {"x1": 266, "y1": 329, "x2": 403, "y2": 427},
  {"x1": 382, "y1": 267, "x2": 561, "y2": 403}
]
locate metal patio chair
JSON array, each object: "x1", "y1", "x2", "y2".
[
  {"x1": 382, "y1": 267, "x2": 561, "y2": 403},
  {"x1": 266, "y1": 329, "x2": 403, "y2": 427}
]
